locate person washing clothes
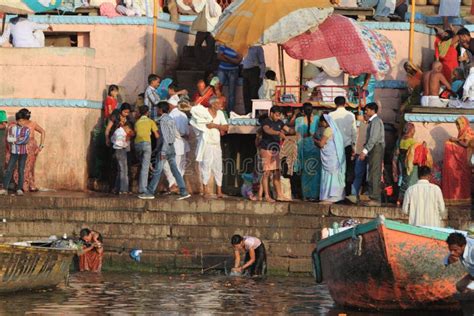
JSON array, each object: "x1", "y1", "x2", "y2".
[{"x1": 231, "y1": 234, "x2": 267, "y2": 277}]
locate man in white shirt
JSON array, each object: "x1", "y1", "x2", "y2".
[
  {"x1": 191, "y1": 96, "x2": 228, "y2": 198},
  {"x1": 0, "y1": 15, "x2": 52, "y2": 48},
  {"x1": 163, "y1": 95, "x2": 190, "y2": 193},
  {"x1": 329, "y1": 96, "x2": 357, "y2": 195},
  {"x1": 445, "y1": 232, "x2": 474, "y2": 292},
  {"x1": 178, "y1": 0, "x2": 222, "y2": 70},
  {"x1": 402, "y1": 166, "x2": 446, "y2": 227}
]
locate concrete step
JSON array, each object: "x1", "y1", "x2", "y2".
[
  {"x1": 1, "y1": 221, "x2": 320, "y2": 242},
  {"x1": 0, "y1": 209, "x2": 328, "y2": 229},
  {"x1": 413, "y1": 5, "x2": 471, "y2": 16},
  {"x1": 104, "y1": 252, "x2": 312, "y2": 274}
]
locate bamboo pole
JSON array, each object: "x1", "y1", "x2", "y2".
[
  {"x1": 152, "y1": 0, "x2": 159, "y2": 73},
  {"x1": 408, "y1": 0, "x2": 416, "y2": 63}
]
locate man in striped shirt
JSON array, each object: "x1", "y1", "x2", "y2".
[
  {"x1": 0, "y1": 111, "x2": 30, "y2": 196},
  {"x1": 217, "y1": 45, "x2": 242, "y2": 113},
  {"x1": 139, "y1": 101, "x2": 191, "y2": 201}
]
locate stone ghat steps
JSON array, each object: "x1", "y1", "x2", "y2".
[
  {"x1": 0, "y1": 208, "x2": 353, "y2": 229},
  {"x1": 104, "y1": 252, "x2": 312, "y2": 274},
  {"x1": 0, "y1": 195, "x2": 407, "y2": 219},
  {"x1": 0, "y1": 195, "x2": 411, "y2": 274},
  {"x1": 0, "y1": 236, "x2": 314, "y2": 259}
]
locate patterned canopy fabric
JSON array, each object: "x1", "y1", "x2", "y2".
[
  {"x1": 212, "y1": 0, "x2": 334, "y2": 56},
  {"x1": 283, "y1": 14, "x2": 396, "y2": 80}
]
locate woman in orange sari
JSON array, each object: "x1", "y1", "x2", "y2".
[
  {"x1": 79, "y1": 228, "x2": 104, "y2": 272},
  {"x1": 442, "y1": 116, "x2": 474, "y2": 205}
]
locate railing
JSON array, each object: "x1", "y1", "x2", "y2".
[{"x1": 274, "y1": 85, "x2": 367, "y2": 109}]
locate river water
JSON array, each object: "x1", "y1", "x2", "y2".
[{"x1": 0, "y1": 272, "x2": 461, "y2": 315}]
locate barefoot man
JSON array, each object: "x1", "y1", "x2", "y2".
[{"x1": 421, "y1": 61, "x2": 451, "y2": 107}]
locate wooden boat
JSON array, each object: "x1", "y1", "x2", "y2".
[
  {"x1": 312, "y1": 216, "x2": 466, "y2": 311},
  {"x1": 0, "y1": 241, "x2": 76, "y2": 293}
]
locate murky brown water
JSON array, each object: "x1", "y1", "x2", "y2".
[{"x1": 0, "y1": 272, "x2": 461, "y2": 315}]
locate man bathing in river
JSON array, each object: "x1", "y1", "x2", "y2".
[
  {"x1": 445, "y1": 232, "x2": 474, "y2": 292},
  {"x1": 231, "y1": 234, "x2": 267, "y2": 276},
  {"x1": 421, "y1": 61, "x2": 451, "y2": 107}
]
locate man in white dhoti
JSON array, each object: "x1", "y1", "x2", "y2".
[
  {"x1": 163, "y1": 95, "x2": 190, "y2": 193},
  {"x1": 0, "y1": 15, "x2": 52, "y2": 48},
  {"x1": 190, "y1": 97, "x2": 228, "y2": 198},
  {"x1": 402, "y1": 166, "x2": 446, "y2": 227}
]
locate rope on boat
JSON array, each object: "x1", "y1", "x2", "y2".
[{"x1": 351, "y1": 225, "x2": 363, "y2": 256}]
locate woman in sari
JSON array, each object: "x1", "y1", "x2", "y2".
[
  {"x1": 79, "y1": 228, "x2": 104, "y2": 272},
  {"x1": 5, "y1": 108, "x2": 45, "y2": 192},
  {"x1": 434, "y1": 29, "x2": 459, "y2": 83},
  {"x1": 442, "y1": 116, "x2": 474, "y2": 205},
  {"x1": 295, "y1": 103, "x2": 320, "y2": 201},
  {"x1": 314, "y1": 114, "x2": 346, "y2": 204},
  {"x1": 393, "y1": 123, "x2": 434, "y2": 205},
  {"x1": 393, "y1": 123, "x2": 417, "y2": 204}
]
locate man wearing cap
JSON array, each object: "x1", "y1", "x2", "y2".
[
  {"x1": 138, "y1": 101, "x2": 191, "y2": 201},
  {"x1": 163, "y1": 95, "x2": 191, "y2": 194}
]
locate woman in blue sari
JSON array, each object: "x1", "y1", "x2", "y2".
[
  {"x1": 295, "y1": 103, "x2": 320, "y2": 201},
  {"x1": 314, "y1": 114, "x2": 346, "y2": 204}
]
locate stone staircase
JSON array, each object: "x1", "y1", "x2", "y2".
[{"x1": 0, "y1": 194, "x2": 411, "y2": 274}]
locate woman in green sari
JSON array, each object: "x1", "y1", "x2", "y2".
[{"x1": 295, "y1": 103, "x2": 320, "y2": 201}]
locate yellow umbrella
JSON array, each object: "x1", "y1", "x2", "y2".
[
  {"x1": 0, "y1": 1, "x2": 34, "y2": 14},
  {"x1": 212, "y1": 0, "x2": 334, "y2": 56}
]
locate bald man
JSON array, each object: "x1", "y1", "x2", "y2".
[{"x1": 421, "y1": 61, "x2": 451, "y2": 107}]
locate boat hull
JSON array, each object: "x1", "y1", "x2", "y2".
[
  {"x1": 313, "y1": 219, "x2": 466, "y2": 310},
  {"x1": 0, "y1": 243, "x2": 75, "y2": 293}
]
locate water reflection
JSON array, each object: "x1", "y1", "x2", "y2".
[{"x1": 0, "y1": 272, "x2": 463, "y2": 315}]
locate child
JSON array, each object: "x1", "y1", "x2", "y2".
[
  {"x1": 258, "y1": 70, "x2": 277, "y2": 100},
  {"x1": 104, "y1": 85, "x2": 119, "y2": 121},
  {"x1": 241, "y1": 172, "x2": 261, "y2": 201},
  {"x1": 0, "y1": 111, "x2": 30, "y2": 196},
  {"x1": 451, "y1": 68, "x2": 465, "y2": 99}
]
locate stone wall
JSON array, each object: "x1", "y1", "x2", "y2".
[
  {"x1": 1, "y1": 195, "x2": 467, "y2": 274},
  {"x1": 0, "y1": 194, "x2": 417, "y2": 274}
]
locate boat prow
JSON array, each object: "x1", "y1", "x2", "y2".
[
  {"x1": 0, "y1": 242, "x2": 76, "y2": 294},
  {"x1": 312, "y1": 216, "x2": 466, "y2": 311}
]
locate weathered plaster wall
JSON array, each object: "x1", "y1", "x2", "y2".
[{"x1": 0, "y1": 107, "x2": 101, "y2": 191}]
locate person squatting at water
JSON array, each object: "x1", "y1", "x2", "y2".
[
  {"x1": 231, "y1": 234, "x2": 267, "y2": 277},
  {"x1": 79, "y1": 228, "x2": 104, "y2": 273},
  {"x1": 445, "y1": 232, "x2": 474, "y2": 292}
]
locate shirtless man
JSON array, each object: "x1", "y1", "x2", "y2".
[{"x1": 421, "y1": 61, "x2": 451, "y2": 107}]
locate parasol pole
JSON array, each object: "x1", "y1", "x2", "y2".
[
  {"x1": 408, "y1": 0, "x2": 416, "y2": 63},
  {"x1": 152, "y1": 0, "x2": 159, "y2": 74},
  {"x1": 1, "y1": 14, "x2": 5, "y2": 36},
  {"x1": 278, "y1": 45, "x2": 287, "y2": 90}
]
